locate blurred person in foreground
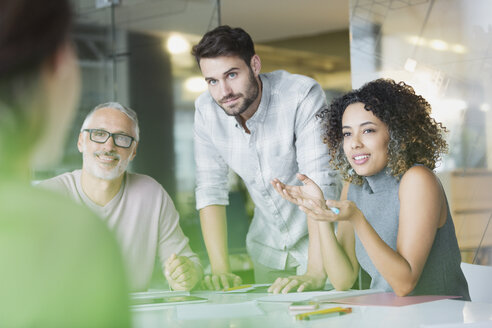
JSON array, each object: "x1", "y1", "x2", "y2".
[
  {"x1": 40, "y1": 102, "x2": 203, "y2": 291},
  {"x1": 0, "y1": 0, "x2": 130, "y2": 326}
]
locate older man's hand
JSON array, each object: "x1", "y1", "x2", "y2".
[{"x1": 164, "y1": 253, "x2": 201, "y2": 291}]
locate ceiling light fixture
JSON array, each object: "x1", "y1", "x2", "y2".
[{"x1": 167, "y1": 34, "x2": 190, "y2": 54}]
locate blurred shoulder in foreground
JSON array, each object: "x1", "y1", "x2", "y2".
[{"x1": 0, "y1": 182, "x2": 130, "y2": 327}]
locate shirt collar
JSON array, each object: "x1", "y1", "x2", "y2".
[{"x1": 234, "y1": 74, "x2": 270, "y2": 130}]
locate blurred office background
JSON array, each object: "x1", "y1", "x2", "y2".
[{"x1": 34, "y1": 0, "x2": 492, "y2": 284}]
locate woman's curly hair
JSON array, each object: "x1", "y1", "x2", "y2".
[{"x1": 318, "y1": 78, "x2": 448, "y2": 185}]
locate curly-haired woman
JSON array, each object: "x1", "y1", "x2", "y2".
[{"x1": 269, "y1": 79, "x2": 470, "y2": 300}]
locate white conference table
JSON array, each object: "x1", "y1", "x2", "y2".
[{"x1": 131, "y1": 289, "x2": 492, "y2": 328}]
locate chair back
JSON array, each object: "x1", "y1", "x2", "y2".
[{"x1": 461, "y1": 262, "x2": 492, "y2": 303}]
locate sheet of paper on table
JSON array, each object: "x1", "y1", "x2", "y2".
[
  {"x1": 176, "y1": 301, "x2": 264, "y2": 320},
  {"x1": 331, "y1": 292, "x2": 463, "y2": 307},
  {"x1": 130, "y1": 290, "x2": 189, "y2": 299},
  {"x1": 256, "y1": 288, "x2": 382, "y2": 303},
  {"x1": 218, "y1": 283, "x2": 271, "y2": 293}
]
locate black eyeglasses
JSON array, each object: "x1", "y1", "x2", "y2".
[{"x1": 82, "y1": 129, "x2": 135, "y2": 148}]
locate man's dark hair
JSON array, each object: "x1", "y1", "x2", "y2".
[{"x1": 191, "y1": 25, "x2": 256, "y2": 67}]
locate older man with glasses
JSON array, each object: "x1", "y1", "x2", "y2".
[{"x1": 39, "y1": 102, "x2": 202, "y2": 292}]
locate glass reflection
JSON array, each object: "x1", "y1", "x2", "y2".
[{"x1": 36, "y1": 0, "x2": 351, "y2": 286}]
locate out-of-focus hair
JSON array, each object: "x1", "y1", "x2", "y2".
[
  {"x1": 0, "y1": 0, "x2": 72, "y2": 78},
  {"x1": 0, "y1": 0, "x2": 73, "y2": 158}
]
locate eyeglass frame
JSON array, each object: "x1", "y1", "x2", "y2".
[{"x1": 82, "y1": 129, "x2": 136, "y2": 149}]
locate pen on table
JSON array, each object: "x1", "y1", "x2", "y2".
[
  {"x1": 295, "y1": 306, "x2": 352, "y2": 321},
  {"x1": 223, "y1": 284, "x2": 253, "y2": 291}
]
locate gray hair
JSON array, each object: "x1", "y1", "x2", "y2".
[{"x1": 81, "y1": 102, "x2": 140, "y2": 142}]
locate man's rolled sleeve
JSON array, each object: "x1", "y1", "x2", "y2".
[
  {"x1": 295, "y1": 83, "x2": 342, "y2": 201},
  {"x1": 193, "y1": 105, "x2": 230, "y2": 210}
]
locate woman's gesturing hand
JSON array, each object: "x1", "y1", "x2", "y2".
[
  {"x1": 272, "y1": 174, "x2": 336, "y2": 221},
  {"x1": 271, "y1": 173, "x2": 324, "y2": 207}
]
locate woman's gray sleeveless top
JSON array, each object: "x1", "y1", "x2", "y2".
[{"x1": 348, "y1": 168, "x2": 470, "y2": 300}]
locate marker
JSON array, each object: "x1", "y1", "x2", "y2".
[
  {"x1": 295, "y1": 306, "x2": 352, "y2": 321},
  {"x1": 329, "y1": 207, "x2": 340, "y2": 215},
  {"x1": 223, "y1": 284, "x2": 253, "y2": 292}
]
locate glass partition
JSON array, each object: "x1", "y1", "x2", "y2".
[{"x1": 35, "y1": 0, "x2": 352, "y2": 285}]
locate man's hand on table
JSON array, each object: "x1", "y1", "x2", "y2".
[
  {"x1": 268, "y1": 274, "x2": 326, "y2": 294},
  {"x1": 201, "y1": 272, "x2": 242, "y2": 290}
]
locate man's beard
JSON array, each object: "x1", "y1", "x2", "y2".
[
  {"x1": 216, "y1": 69, "x2": 260, "y2": 117},
  {"x1": 83, "y1": 148, "x2": 130, "y2": 181}
]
